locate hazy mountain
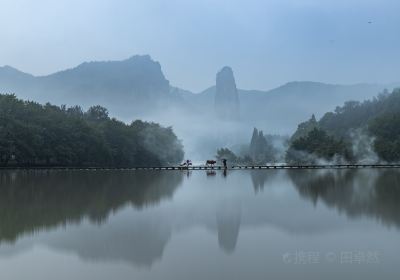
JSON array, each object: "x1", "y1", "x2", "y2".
[
  {"x1": 0, "y1": 55, "x2": 180, "y2": 119},
  {"x1": 1, "y1": 55, "x2": 397, "y2": 137},
  {"x1": 0, "y1": 66, "x2": 35, "y2": 92},
  {"x1": 192, "y1": 81, "x2": 396, "y2": 134}
]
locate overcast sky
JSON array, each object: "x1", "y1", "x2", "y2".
[{"x1": 0, "y1": 0, "x2": 399, "y2": 92}]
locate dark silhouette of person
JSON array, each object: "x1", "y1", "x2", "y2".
[{"x1": 222, "y1": 159, "x2": 227, "y2": 169}]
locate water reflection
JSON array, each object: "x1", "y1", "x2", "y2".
[
  {"x1": 288, "y1": 169, "x2": 400, "y2": 228},
  {"x1": 0, "y1": 170, "x2": 183, "y2": 244},
  {"x1": 0, "y1": 168, "x2": 400, "y2": 273},
  {"x1": 216, "y1": 200, "x2": 241, "y2": 254},
  {"x1": 42, "y1": 211, "x2": 173, "y2": 266},
  {"x1": 249, "y1": 170, "x2": 278, "y2": 192},
  {"x1": 206, "y1": 170, "x2": 217, "y2": 176}
]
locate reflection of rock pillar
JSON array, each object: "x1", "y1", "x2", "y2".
[{"x1": 216, "y1": 201, "x2": 241, "y2": 254}]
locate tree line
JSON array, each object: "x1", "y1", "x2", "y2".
[
  {"x1": 286, "y1": 88, "x2": 400, "y2": 163},
  {"x1": 0, "y1": 94, "x2": 184, "y2": 167},
  {"x1": 216, "y1": 128, "x2": 279, "y2": 165}
]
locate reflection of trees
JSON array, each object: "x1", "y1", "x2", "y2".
[
  {"x1": 372, "y1": 171, "x2": 400, "y2": 227},
  {"x1": 0, "y1": 170, "x2": 183, "y2": 243},
  {"x1": 288, "y1": 169, "x2": 400, "y2": 228},
  {"x1": 250, "y1": 170, "x2": 278, "y2": 192},
  {"x1": 43, "y1": 215, "x2": 172, "y2": 267}
]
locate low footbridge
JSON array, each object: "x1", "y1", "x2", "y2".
[{"x1": 1, "y1": 164, "x2": 400, "y2": 171}]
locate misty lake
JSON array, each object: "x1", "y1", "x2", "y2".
[{"x1": 0, "y1": 169, "x2": 399, "y2": 280}]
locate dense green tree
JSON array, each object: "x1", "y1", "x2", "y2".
[
  {"x1": 289, "y1": 88, "x2": 400, "y2": 163},
  {"x1": 369, "y1": 113, "x2": 400, "y2": 162},
  {"x1": 290, "y1": 114, "x2": 318, "y2": 142},
  {"x1": 85, "y1": 105, "x2": 110, "y2": 122},
  {"x1": 215, "y1": 128, "x2": 278, "y2": 165},
  {"x1": 0, "y1": 94, "x2": 183, "y2": 167},
  {"x1": 318, "y1": 89, "x2": 399, "y2": 138},
  {"x1": 249, "y1": 128, "x2": 276, "y2": 163},
  {"x1": 286, "y1": 128, "x2": 353, "y2": 164}
]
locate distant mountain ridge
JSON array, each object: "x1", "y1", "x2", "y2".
[
  {"x1": 188, "y1": 81, "x2": 396, "y2": 134},
  {"x1": 0, "y1": 55, "x2": 176, "y2": 118},
  {"x1": 1, "y1": 55, "x2": 398, "y2": 135}
]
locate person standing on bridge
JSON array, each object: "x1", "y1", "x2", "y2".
[{"x1": 222, "y1": 159, "x2": 227, "y2": 169}]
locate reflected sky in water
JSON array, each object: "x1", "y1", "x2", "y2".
[{"x1": 0, "y1": 169, "x2": 399, "y2": 280}]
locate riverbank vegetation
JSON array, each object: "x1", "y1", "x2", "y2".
[
  {"x1": 287, "y1": 88, "x2": 400, "y2": 163},
  {"x1": 0, "y1": 94, "x2": 183, "y2": 167},
  {"x1": 215, "y1": 88, "x2": 400, "y2": 165},
  {"x1": 216, "y1": 128, "x2": 281, "y2": 165}
]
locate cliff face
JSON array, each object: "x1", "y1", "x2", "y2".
[{"x1": 214, "y1": 66, "x2": 240, "y2": 121}]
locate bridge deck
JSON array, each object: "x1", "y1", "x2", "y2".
[{"x1": 1, "y1": 164, "x2": 400, "y2": 171}]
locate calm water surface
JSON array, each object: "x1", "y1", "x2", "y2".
[{"x1": 0, "y1": 169, "x2": 399, "y2": 280}]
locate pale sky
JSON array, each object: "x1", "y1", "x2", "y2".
[{"x1": 0, "y1": 0, "x2": 399, "y2": 92}]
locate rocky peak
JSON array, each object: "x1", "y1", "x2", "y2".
[{"x1": 215, "y1": 66, "x2": 240, "y2": 120}]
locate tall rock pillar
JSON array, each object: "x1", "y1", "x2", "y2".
[{"x1": 215, "y1": 66, "x2": 240, "y2": 121}]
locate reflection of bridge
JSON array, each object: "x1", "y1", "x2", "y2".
[{"x1": 2, "y1": 164, "x2": 400, "y2": 170}]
